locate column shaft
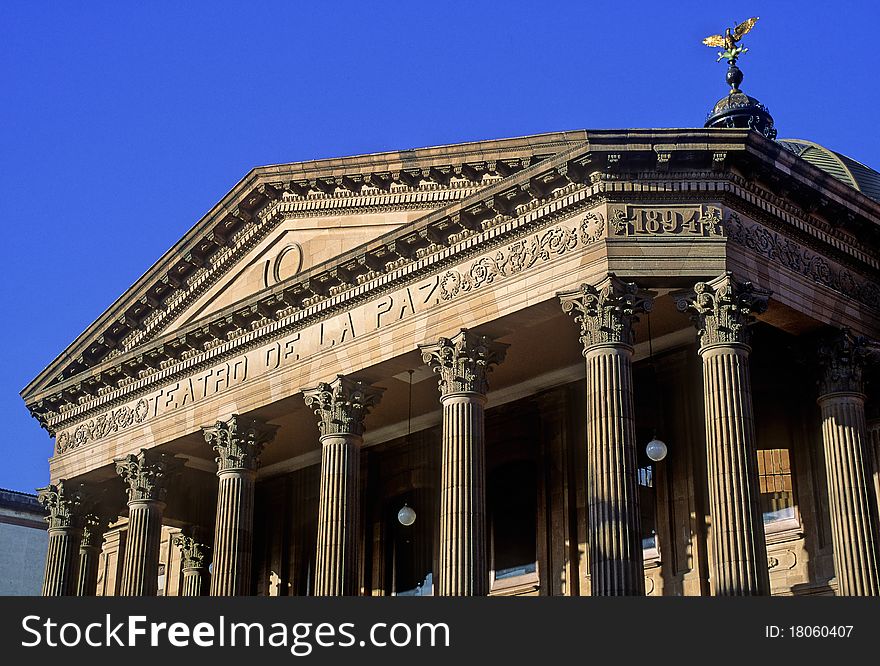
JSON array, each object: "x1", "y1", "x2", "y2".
[
  {"x1": 119, "y1": 500, "x2": 164, "y2": 596},
  {"x1": 438, "y1": 394, "x2": 487, "y2": 596},
  {"x1": 819, "y1": 393, "x2": 880, "y2": 595},
  {"x1": 211, "y1": 470, "x2": 256, "y2": 596},
  {"x1": 76, "y1": 545, "x2": 102, "y2": 596},
  {"x1": 181, "y1": 568, "x2": 207, "y2": 596},
  {"x1": 42, "y1": 528, "x2": 82, "y2": 596},
  {"x1": 585, "y1": 345, "x2": 644, "y2": 595},
  {"x1": 701, "y1": 344, "x2": 769, "y2": 595},
  {"x1": 315, "y1": 435, "x2": 361, "y2": 596},
  {"x1": 678, "y1": 272, "x2": 771, "y2": 596}
]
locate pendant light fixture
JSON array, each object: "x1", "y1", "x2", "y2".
[
  {"x1": 398, "y1": 369, "x2": 417, "y2": 526},
  {"x1": 645, "y1": 312, "x2": 668, "y2": 462}
]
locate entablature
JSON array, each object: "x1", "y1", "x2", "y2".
[{"x1": 25, "y1": 130, "x2": 880, "y2": 434}]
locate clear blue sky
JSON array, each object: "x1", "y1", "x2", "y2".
[{"x1": 1, "y1": 1, "x2": 878, "y2": 493}]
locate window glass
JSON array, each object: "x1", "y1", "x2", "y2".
[{"x1": 757, "y1": 448, "x2": 795, "y2": 523}]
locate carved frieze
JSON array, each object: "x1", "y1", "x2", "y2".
[
  {"x1": 114, "y1": 449, "x2": 183, "y2": 503},
  {"x1": 438, "y1": 211, "x2": 604, "y2": 301},
  {"x1": 420, "y1": 329, "x2": 508, "y2": 397},
  {"x1": 676, "y1": 272, "x2": 770, "y2": 348},
  {"x1": 202, "y1": 414, "x2": 279, "y2": 473},
  {"x1": 724, "y1": 213, "x2": 880, "y2": 310},
  {"x1": 558, "y1": 275, "x2": 653, "y2": 350},
  {"x1": 302, "y1": 376, "x2": 384, "y2": 437}
]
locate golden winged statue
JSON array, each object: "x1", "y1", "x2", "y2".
[{"x1": 703, "y1": 17, "x2": 759, "y2": 64}]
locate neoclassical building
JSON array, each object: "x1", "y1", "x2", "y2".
[{"x1": 22, "y1": 77, "x2": 880, "y2": 597}]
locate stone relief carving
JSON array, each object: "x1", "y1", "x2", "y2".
[
  {"x1": 676, "y1": 272, "x2": 771, "y2": 347},
  {"x1": 302, "y1": 376, "x2": 384, "y2": 437},
  {"x1": 817, "y1": 328, "x2": 868, "y2": 396},
  {"x1": 439, "y1": 211, "x2": 604, "y2": 301},
  {"x1": 36, "y1": 480, "x2": 85, "y2": 530},
  {"x1": 56, "y1": 398, "x2": 151, "y2": 454},
  {"x1": 202, "y1": 414, "x2": 279, "y2": 473},
  {"x1": 420, "y1": 329, "x2": 508, "y2": 397},
  {"x1": 114, "y1": 449, "x2": 182, "y2": 503},
  {"x1": 608, "y1": 204, "x2": 724, "y2": 237},
  {"x1": 558, "y1": 275, "x2": 653, "y2": 349},
  {"x1": 724, "y1": 213, "x2": 880, "y2": 310}
]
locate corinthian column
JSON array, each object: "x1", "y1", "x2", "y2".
[
  {"x1": 303, "y1": 376, "x2": 384, "y2": 596},
  {"x1": 420, "y1": 329, "x2": 507, "y2": 596},
  {"x1": 677, "y1": 272, "x2": 770, "y2": 596},
  {"x1": 37, "y1": 480, "x2": 85, "y2": 596},
  {"x1": 203, "y1": 415, "x2": 278, "y2": 596},
  {"x1": 816, "y1": 329, "x2": 880, "y2": 596},
  {"x1": 114, "y1": 450, "x2": 182, "y2": 596},
  {"x1": 173, "y1": 533, "x2": 212, "y2": 596},
  {"x1": 76, "y1": 511, "x2": 116, "y2": 596},
  {"x1": 559, "y1": 275, "x2": 652, "y2": 596}
]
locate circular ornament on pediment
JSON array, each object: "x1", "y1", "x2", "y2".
[
  {"x1": 272, "y1": 243, "x2": 303, "y2": 286},
  {"x1": 135, "y1": 398, "x2": 149, "y2": 423},
  {"x1": 580, "y1": 211, "x2": 605, "y2": 244},
  {"x1": 56, "y1": 431, "x2": 69, "y2": 454}
]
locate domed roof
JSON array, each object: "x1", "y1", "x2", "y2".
[{"x1": 778, "y1": 138, "x2": 880, "y2": 203}]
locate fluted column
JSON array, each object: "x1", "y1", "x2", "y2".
[
  {"x1": 559, "y1": 276, "x2": 652, "y2": 595},
  {"x1": 869, "y1": 419, "x2": 880, "y2": 531},
  {"x1": 76, "y1": 511, "x2": 115, "y2": 596},
  {"x1": 677, "y1": 272, "x2": 770, "y2": 596},
  {"x1": 114, "y1": 450, "x2": 182, "y2": 596},
  {"x1": 203, "y1": 415, "x2": 278, "y2": 596},
  {"x1": 303, "y1": 376, "x2": 384, "y2": 596},
  {"x1": 37, "y1": 480, "x2": 86, "y2": 596},
  {"x1": 817, "y1": 329, "x2": 880, "y2": 595},
  {"x1": 420, "y1": 329, "x2": 507, "y2": 596},
  {"x1": 173, "y1": 533, "x2": 212, "y2": 596}
]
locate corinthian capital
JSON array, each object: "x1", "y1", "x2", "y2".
[
  {"x1": 817, "y1": 328, "x2": 871, "y2": 396},
  {"x1": 80, "y1": 511, "x2": 115, "y2": 549},
  {"x1": 676, "y1": 272, "x2": 770, "y2": 348},
  {"x1": 173, "y1": 533, "x2": 212, "y2": 570},
  {"x1": 302, "y1": 375, "x2": 385, "y2": 437},
  {"x1": 558, "y1": 275, "x2": 653, "y2": 351},
  {"x1": 114, "y1": 449, "x2": 183, "y2": 503},
  {"x1": 37, "y1": 480, "x2": 85, "y2": 530},
  {"x1": 420, "y1": 329, "x2": 508, "y2": 397},
  {"x1": 202, "y1": 415, "x2": 279, "y2": 474}
]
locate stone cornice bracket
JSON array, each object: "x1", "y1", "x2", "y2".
[
  {"x1": 558, "y1": 274, "x2": 653, "y2": 351},
  {"x1": 114, "y1": 449, "x2": 183, "y2": 503},
  {"x1": 202, "y1": 414, "x2": 279, "y2": 474},
  {"x1": 36, "y1": 480, "x2": 85, "y2": 530},
  {"x1": 302, "y1": 375, "x2": 385, "y2": 437},
  {"x1": 173, "y1": 533, "x2": 212, "y2": 570},
  {"x1": 420, "y1": 328, "x2": 508, "y2": 397},
  {"x1": 675, "y1": 271, "x2": 770, "y2": 349},
  {"x1": 817, "y1": 328, "x2": 872, "y2": 397}
]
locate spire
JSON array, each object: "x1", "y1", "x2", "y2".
[{"x1": 701, "y1": 17, "x2": 776, "y2": 139}]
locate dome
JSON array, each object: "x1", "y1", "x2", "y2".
[
  {"x1": 703, "y1": 64, "x2": 776, "y2": 140},
  {"x1": 778, "y1": 139, "x2": 880, "y2": 203}
]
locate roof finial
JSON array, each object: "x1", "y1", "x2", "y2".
[{"x1": 702, "y1": 17, "x2": 759, "y2": 93}]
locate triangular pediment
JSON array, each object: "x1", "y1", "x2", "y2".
[{"x1": 23, "y1": 130, "x2": 589, "y2": 404}]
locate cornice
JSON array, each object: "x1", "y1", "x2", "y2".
[{"x1": 24, "y1": 130, "x2": 880, "y2": 433}]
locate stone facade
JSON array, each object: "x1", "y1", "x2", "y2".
[{"x1": 20, "y1": 129, "x2": 880, "y2": 597}]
